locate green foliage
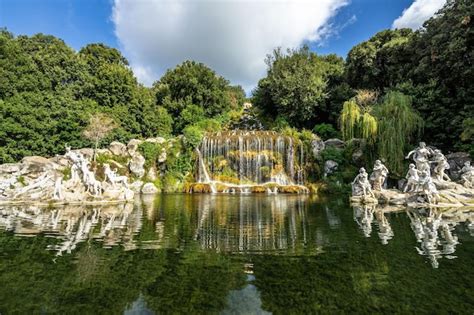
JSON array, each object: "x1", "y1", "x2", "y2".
[
  {"x1": 138, "y1": 142, "x2": 163, "y2": 169},
  {"x1": 320, "y1": 147, "x2": 345, "y2": 165},
  {"x1": 183, "y1": 125, "x2": 204, "y2": 148},
  {"x1": 253, "y1": 46, "x2": 346, "y2": 128},
  {"x1": 154, "y1": 60, "x2": 244, "y2": 133},
  {"x1": 346, "y1": 28, "x2": 414, "y2": 90},
  {"x1": 374, "y1": 91, "x2": 424, "y2": 175},
  {"x1": 0, "y1": 32, "x2": 174, "y2": 162},
  {"x1": 313, "y1": 123, "x2": 339, "y2": 140}
]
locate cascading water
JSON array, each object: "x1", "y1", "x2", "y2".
[{"x1": 194, "y1": 130, "x2": 308, "y2": 193}]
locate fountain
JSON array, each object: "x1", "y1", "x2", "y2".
[{"x1": 192, "y1": 130, "x2": 309, "y2": 194}]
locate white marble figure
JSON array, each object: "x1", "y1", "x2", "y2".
[
  {"x1": 431, "y1": 149, "x2": 451, "y2": 182},
  {"x1": 370, "y1": 160, "x2": 389, "y2": 191},
  {"x1": 352, "y1": 167, "x2": 375, "y2": 198},
  {"x1": 406, "y1": 142, "x2": 433, "y2": 175},
  {"x1": 404, "y1": 163, "x2": 420, "y2": 192},
  {"x1": 418, "y1": 171, "x2": 439, "y2": 204},
  {"x1": 460, "y1": 161, "x2": 474, "y2": 188},
  {"x1": 52, "y1": 175, "x2": 64, "y2": 200},
  {"x1": 103, "y1": 164, "x2": 129, "y2": 188},
  {"x1": 64, "y1": 145, "x2": 82, "y2": 182}
]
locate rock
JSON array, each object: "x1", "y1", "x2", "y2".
[
  {"x1": 324, "y1": 138, "x2": 345, "y2": 149},
  {"x1": 129, "y1": 153, "x2": 145, "y2": 178},
  {"x1": 129, "y1": 180, "x2": 144, "y2": 193},
  {"x1": 351, "y1": 148, "x2": 364, "y2": 165},
  {"x1": 72, "y1": 148, "x2": 94, "y2": 160},
  {"x1": 398, "y1": 179, "x2": 407, "y2": 191},
  {"x1": 109, "y1": 141, "x2": 127, "y2": 156},
  {"x1": 96, "y1": 148, "x2": 112, "y2": 156},
  {"x1": 20, "y1": 156, "x2": 54, "y2": 174},
  {"x1": 446, "y1": 152, "x2": 471, "y2": 180},
  {"x1": 324, "y1": 160, "x2": 338, "y2": 177},
  {"x1": 127, "y1": 139, "x2": 143, "y2": 156},
  {"x1": 145, "y1": 137, "x2": 166, "y2": 144},
  {"x1": 147, "y1": 167, "x2": 157, "y2": 181},
  {"x1": 158, "y1": 150, "x2": 167, "y2": 163},
  {"x1": 141, "y1": 182, "x2": 159, "y2": 194},
  {"x1": 0, "y1": 163, "x2": 21, "y2": 175},
  {"x1": 311, "y1": 137, "x2": 325, "y2": 158}
]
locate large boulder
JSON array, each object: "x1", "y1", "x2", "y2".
[
  {"x1": 141, "y1": 182, "x2": 159, "y2": 194},
  {"x1": 109, "y1": 141, "x2": 127, "y2": 156},
  {"x1": 0, "y1": 163, "x2": 21, "y2": 175},
  {"x1": 324, "y1": 138, "x2": 345, "y2": 149},
  {"x1": 129, "y1": 180, "x2": 144, "y2": 193},
  {"x1": 127, "y1": 139, "x2": 143, "y2": 156},
  {"x1": 311, "y1": 137, "x2": 325, "y2": 158},
  {"x1": 324, "y1": 160, "x2": 339, "y2": 177},
  {"x1": 20, "y1": 156, "x2": 55, "y2": 174},
  {"x1": 446, "y1": 152, "x2": 471, "y2": 180},
  {"x1": 129, "y1": 153, "x2": 146, "y2": 178},
  {"x1": 147, "y1": 167, "x2": 157, "y2": 181}
]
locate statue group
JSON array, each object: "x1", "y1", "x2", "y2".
[
  {"x1": 54, "y1": 145, "x2": 131, "y2": 201},
  {"x1": 352, "y1": 142, "x2": 474, "y2": 205}
]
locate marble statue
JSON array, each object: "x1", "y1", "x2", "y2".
[
  {"x1": 460, "y1": 161, "x2": 473, "y2": 188},
  {"x1": 103, "y1": 164, "x2": 129, "y2": 188},
  {"x1": 418, "y1": 171, "x2": 439, "y2": 204},
  {"x1": 431, "y1": 149, "x2": 450, "y2": 182},
  {"x1": 370, "y1": 160, "x2": 389, "y2": 191},
  {"x1": 64, "y1": 145, "x2": 82, "y2": 182},
  {"x1": 52, "y1": 174, "x2": 64, "y2": 200},
  {"x1": 406, "y1": 142, "x2": 433, "y2": 175},
  {"x1": 352, "y1": 167, "x2": 375, "y2": 198},
  {"x1": 404, "y1": 163, "x2": 419, "y2": 192}
]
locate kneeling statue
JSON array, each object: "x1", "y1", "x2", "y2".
[{"x1": 352, "y1": 167, "x2": 375, "y2": 199}]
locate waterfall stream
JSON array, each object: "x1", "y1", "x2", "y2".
[{"x1": 194, "y1": 130, "x2": 308, "y2": 193}]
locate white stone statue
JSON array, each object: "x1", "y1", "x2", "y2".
[
  {"x1": 431, "y1": 149, "x2": 450, "y2": 182},
  {"x1": 417, "y1": 171, "x2": 439, "y2": 204},
  {"x1": 370, "y1": 160, "x2": 389, "y2": 191},
  {"x1": 404, "y1": 163, "x2": 420, "y2": 192},
  {"x1": 406, "y1": 142, "x2": 433, "y2": 174},
  {"x1": 352, "y1": 167, "x2": 375, "y2": 198},
  {"x1": 52, "y1": 174, "x2": 64, "y2": 200},
  {"x1": 460, "y1": 161, "x2": 474, "y2": 188},
  {"x1": 103, "y1": 164, "x2": 129, "y2": 188},
  {"x1": 64, "y1": 145, "x2": 82, "y2": 182}
]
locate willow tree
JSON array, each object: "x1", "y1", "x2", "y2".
[
  {"x1": 375, "y1": 92, "x2": 423, "y2": 175},
  {"x1": 340, "y1": 90, "x2": 378, "y2": 143}
]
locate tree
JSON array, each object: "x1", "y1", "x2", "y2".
[
  {"x1": 83, "y1": 113, "x2": 117, "y2": 161},
  {"x1": 345, "y1": 29, "x2": 414, "y2": 90},
  {"x1": 252, "y1": 46, "x2": 345, "y2": 128},
  {"x1": 154, "y1": 61, "x2": 241, "y2": 133}
]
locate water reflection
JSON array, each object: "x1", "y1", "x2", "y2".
[
  {"x1": 0, "y1": 195, "x2": 316, "y2": 255},
  {"x1": 1, "y1": 195, "x2": 473, "y2": 269},
  {"x1": 353, "y1": 204, "x2": 474, "y2": 268}
]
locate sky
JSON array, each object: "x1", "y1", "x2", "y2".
[{"x1": 0, "y1": 0, "x2": 446, "y2": 92}]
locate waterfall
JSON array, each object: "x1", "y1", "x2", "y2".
[{"x1": 195, "y1": 130, "x2": 308, "y2": 192}]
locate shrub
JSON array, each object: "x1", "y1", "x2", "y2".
[{"x1": 313, "y1": 123, "x2": 339, "y2": 140}]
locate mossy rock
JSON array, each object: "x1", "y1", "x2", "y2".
[
  {"x1": 251, "y1": 186, "x2": 266, "y2": 193},
  {"x1": 189, "y1": 183, "x2": 213, "y2": 193}
]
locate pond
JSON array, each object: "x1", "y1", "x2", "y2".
[{"x1": 1, "y1": 194, "x2": 473, "y2": 314}]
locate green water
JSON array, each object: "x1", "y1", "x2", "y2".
[{"x1": 0, "y1": 194, "x2": 473, "y2": 314}]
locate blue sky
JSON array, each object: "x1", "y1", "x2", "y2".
[{"x1": 0, "y1": 0, "x2": 443, "y2": 89}]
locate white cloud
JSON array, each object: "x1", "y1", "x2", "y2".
[
  {"x1": 112, "y1": 0, "x2": 349, "y2": 91},
  {"x1": 392, "y1": 0, "x2": 446, "y2": 30}
]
